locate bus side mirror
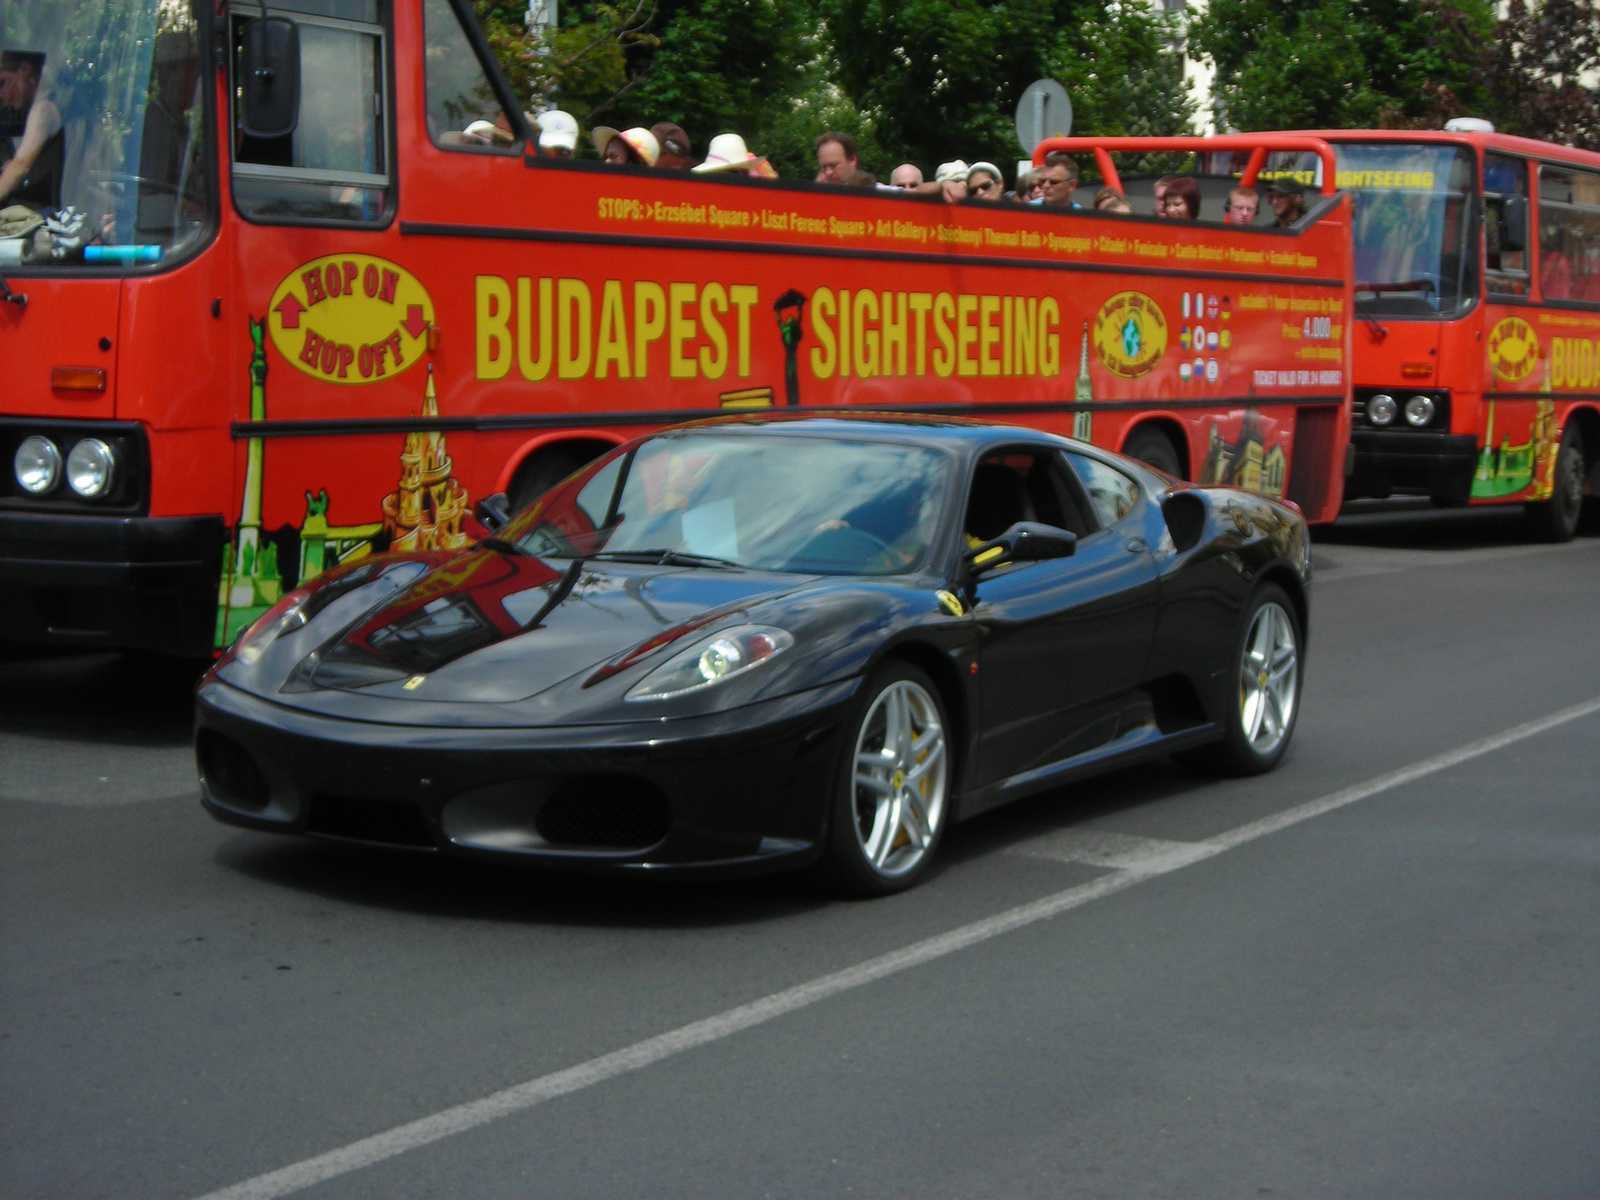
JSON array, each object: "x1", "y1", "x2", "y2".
[
  {"x1": 240, "y1": 16, "x2": 301, "y2": 139},
  {"x1": 1498, "y1": 195, "x2": 1528, "y2": 253}
]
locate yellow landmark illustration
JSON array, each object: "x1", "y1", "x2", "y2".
[
  {"x1": 1199, "y1": 409, "x2": 1286, "y2": 497},
  {"x1": 1473, "y1": 397, "x2": 1560, "y2": 500},
  {"x1": 381, "y1": 365, "x2": 470, "y2": 551},
  {"x1": 216, "y1": 325, "x2": 471, "y2": 647}
]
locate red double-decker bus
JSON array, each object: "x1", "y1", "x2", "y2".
[
  {"x1": 1253, "y1": 128, "x2": 1600, "y2": 539},
  {"x1": 0, "y1": 0, "x2": 1352, "y2": 660}
]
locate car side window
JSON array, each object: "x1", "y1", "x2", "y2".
[
  {"x1": 965, "y1": 449, "x2": 1097, "y2": 546},
  {"x1": 1066, "y1": 453, "x2": 1140, "y2": 527}
]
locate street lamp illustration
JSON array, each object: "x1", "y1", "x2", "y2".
[{"x1": 773, "y1": 289, "x2": 806, "y2": 407}]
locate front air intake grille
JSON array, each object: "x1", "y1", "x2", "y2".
[
  {"x1": 535, "y1": 776, "x2": 672, "y2": 850},
  {"x1": 197, "y1": 730, "x2": 271, "y2": 812},
  {"x1": 308, "y1": 794, "x2": 435, "y2": 848}
]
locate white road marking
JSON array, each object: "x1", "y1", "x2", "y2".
[
  {"x1": 193, "y1": 694, "x2": 1600, "y2": 1200},
  {"x1": 1011, "y1": 827, "x2": 1220, "y2": 872}
]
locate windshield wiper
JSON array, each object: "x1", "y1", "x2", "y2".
[
  {"x1": 586, "y1": 548, "x2": 741, "y2": 570},
  {"x1": 1355, "y1": 279, "x2": 1436, "y2": 295},
  {"x1": 477, "y1": 537, "x2": 530, "y2": 557}
]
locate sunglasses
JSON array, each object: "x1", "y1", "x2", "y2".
[{"x1": 971, "y1": 179, "x2": 999, "y2": 192}]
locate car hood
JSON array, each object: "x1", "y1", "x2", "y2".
[{"x1": 213, "y1": 548, "x2": 938, "y2": 727}]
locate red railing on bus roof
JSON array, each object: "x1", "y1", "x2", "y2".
[{"x1": 1032, "y1": 134, "x2": 1340, "y2": 197}]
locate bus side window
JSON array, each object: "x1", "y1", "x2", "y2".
[
  {"x1": 1484, "y1": 153, "x2": 1529, "y2": 297},
  {"x1": 230, "y1": 0, "x2": 390, "y2": 224},
  {"x1": 1538, "y1": 166, "x2": 1600, "y2": 306},
  {"x1": 422, "y1": 0, "x2": 522, "y2": 153}
]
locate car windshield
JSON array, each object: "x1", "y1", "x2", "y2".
[
  {"x1": 506, "y1": 431, "x2": 953, "y2": 576},
  {"x1": 1336, "y1": 143, "x2": 1478, "y2": 319},
  {"x1": 2, "y1": 0, "x2": 209, "y2": 269}
]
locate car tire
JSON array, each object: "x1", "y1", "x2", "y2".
[
  {"x1": 818, "y1": 661, "x2": 952, "y2": 896},
  {"x1": 1123, "y1": 427, "x2": 1185, "y2": 479},
  {"x1": 1525, "y1": 424, "x2": 1585, "y2": 543},
  {"x1": 1175, "y1": 583, "x2": 1302, "y2": 777}
]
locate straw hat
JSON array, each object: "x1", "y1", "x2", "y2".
[
  {"x1": 934, "y1": 160, "x2": 970, "y2": 184},
  {"x1": 693, "y1": 132, "x2": 769, "y2": 174},
  {"x1": 592, "y1": 126, "x2": 660, "y2": 166}
]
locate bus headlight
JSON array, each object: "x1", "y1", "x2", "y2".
[
  {"x1": 1367, "y1": 393, "x2": 1397, "y2": 426},
  {"x1": 15, "y1": 436, "x2": 62, "y2": 494},
  {"x1": 1404, "y1": 395, "x2": 1436, "y2": 427},
  {"x1": 66, "y1": 438, "x2": 116, "y2": 497}
]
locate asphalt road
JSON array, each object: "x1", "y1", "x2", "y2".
[{"x1": 3, "y1": 503, "x2": 1597, "y2": 1200}]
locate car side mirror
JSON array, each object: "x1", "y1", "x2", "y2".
[
  {"x1": 474, "y1": 492, "x2": 512, "y2": 534},
  {"x1": 240, "y1": 15, "x2": 301, "y2": 139},
  {"x1": 963, "y1": 521, "x2": 1076, "y2": 577}
]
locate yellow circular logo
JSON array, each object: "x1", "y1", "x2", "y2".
[
  {"x1": 1093, "y1": 292, "x2": 1168, "y2": 379},
  {"x1": 267, "y1": 254, "x2": 434, "y2": 385},
  {"x1": 1487, "y1": 316, "x2": 1538, "y2": 383}
]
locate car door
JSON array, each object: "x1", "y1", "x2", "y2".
[{"x1": 968, "y1": 446, "x2": 1160, "y2": 787}]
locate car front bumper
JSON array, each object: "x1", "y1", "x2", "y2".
[{"x1": 195, "y1": 675, "x2": 860, "y2": 876}]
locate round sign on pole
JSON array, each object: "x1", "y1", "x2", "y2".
[{"x1": 1015, "y1": 79, "x2": 1072, "y2": 155}]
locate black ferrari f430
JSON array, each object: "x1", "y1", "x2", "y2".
[{"x1": 196, "y1": 416, "x2": 1311, "y2": 894}]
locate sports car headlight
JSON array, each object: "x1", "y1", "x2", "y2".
[
  {"x1": 230, "y1": 588, "x2": 312, "y2": 663},
  {"x1": 626, "y1": 625, "x2": 794, "y2": 701}
]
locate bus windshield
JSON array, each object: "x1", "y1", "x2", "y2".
[
  {"x1": 1, "y1": 0, "x2": 209, "y2": 270},
  {"x1": 1334, "y1": 143, "x2": 1478, "y2": 320}
]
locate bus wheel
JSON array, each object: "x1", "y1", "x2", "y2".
[
  {"x1": 1123, "y1": 427, "x2": 1185, "y2": 479},
  {"x1": 1525, "y1": 424, "x2": 1586, "y2": 543},
  {"x1": 507, "y1": 443, "x2": 601, "y2": 513}
]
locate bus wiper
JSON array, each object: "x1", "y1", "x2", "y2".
[
  {"x1": 586, "y1": 548, "x2": 741, "y2": 570},
  {"x1": 1356, "y1": 279, "x2": 1436, "y2": 295}
]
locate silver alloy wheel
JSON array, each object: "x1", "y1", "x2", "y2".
[
  {"x1": 851, "y1": 679, "x2": 949, "y2": 877},
  {"x1": 1239, "y1": 600, "x2": 1298, "y2": 756}
]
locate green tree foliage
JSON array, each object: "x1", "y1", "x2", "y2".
[
  {"x1": 817, "y1": 0, "x2": 1193, "y2": 169},
  {"x1": 1468, "y1": 0, "x2": 1600, "y2": 148},
  {"x1": 472, "y1": 0, "x2": 656, "y2": 123},
  {"x1": 1188, "y1": 0, "x2": 1497, "y2": 131}
]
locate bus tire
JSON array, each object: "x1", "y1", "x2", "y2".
[
  {"x1": 1525, "y1": 424, "x2": 1585, "y2": 543},
  {"x1": 507, "y1": 443, "x2": 601, "y2": 513},
  {"x1": 1123, "y1": 426, "x2": 1185, "y2": 479}
]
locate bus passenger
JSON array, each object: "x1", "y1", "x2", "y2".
[
  {"x1": 815, "y1": 132, "x2": 859, "y2": 184},
  {"x1": 1224, "y1": 185, "x2": 1260, "y2": 224},
  {"x1": 0, "y1": 50, "x2": 62, "y2": 209},
  {"x1": 1035, "y1": 152, "x2": 1079, "y2": 210},
  {"x1": 652, "y1": 123, "x2": 694, "y2": 170},
  {"x1": 1161, "y1": 176, "x2": 1201, "y2": 219},
  {"x1": 534, "y1": 110, "x2": 578, "y2": 158},
  {"x1": 1153, "y1": 175, "x2": 1178, "y2": 217},
  {"x1": 594, "y1": 126, "x2": 659, "y2": 166},
  {"x1": 889, "y1": 163, "x2": 923, "y2": 188},
  {"x1": 694, "y1": 133, "x2": 773, "y2": 177},
  {"x1": 1093, "y1": 186, "x2": 1132, "y2": 213},
  {"x1": 1267, "y1": 178, "x2": 1306, "y2": 227},
  {"x1": 934, "y1": 160, "x2": 969, "y2": 202},
  {"x1": 967, "y1": 162, "x2": 1004, "y2": 201}
]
